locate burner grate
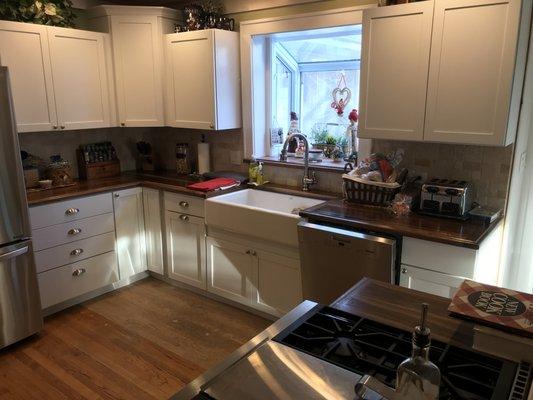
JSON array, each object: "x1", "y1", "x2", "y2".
[{"x1": 274, "y1": 306, "x2": 521, "y2": 400}]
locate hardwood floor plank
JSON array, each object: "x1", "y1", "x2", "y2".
[{"x1": 0, "y1": 277, "x2": 270, "y2": 399}]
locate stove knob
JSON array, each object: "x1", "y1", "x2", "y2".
[{"x1": 425, "y1": 186, "x2": 439, "y2": 194}]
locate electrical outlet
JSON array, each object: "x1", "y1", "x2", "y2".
[{"x1": 230, "y1": 150, "x2": 242, "y2": 165}]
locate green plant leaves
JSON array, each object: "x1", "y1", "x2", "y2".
[{"x1": 0, "y1": 0, "x2": 75, "y2": 27}]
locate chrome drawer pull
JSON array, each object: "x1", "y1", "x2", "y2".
[
  {"x1": 72, "y1": 268, "x2": 86, "y2": 277},
  {"x1": 68, "y1": 228, "x2": 82, "y2": 235},
  {"x1": 65, "y1": 208, "x2": 79, "y2": 215},
  {"x1": 179, "y1": 201, "x2": 189, "y2": 208},
  {"x1": 70, "y1": 248, "x2": 84, "y2": 256},
  {"x1": 179, "y1": 215, "x2": 189, "y2": 221}
]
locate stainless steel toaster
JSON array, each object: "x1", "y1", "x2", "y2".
[{"x1": 419, "y1": 178, "x2": 473, "y2": 219}]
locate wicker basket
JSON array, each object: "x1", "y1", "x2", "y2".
[{"x1": 343, "y1": 174, "x2": 405, "y2": 206}]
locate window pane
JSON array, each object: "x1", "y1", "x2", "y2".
[
  {"x1": 274, "y1": 58, "x2": 292, "y2": 134},
  {"x1": 300, "y1": 69, "x2": 359, "y2": 137}
]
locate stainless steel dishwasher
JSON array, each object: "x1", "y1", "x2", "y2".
[{"x1": 298, "y1": 221, "x2": 397, "y2": 304}]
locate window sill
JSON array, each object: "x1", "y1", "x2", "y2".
[{"x1": 256, "y1": 156, "x2": 348, "y2": 173}]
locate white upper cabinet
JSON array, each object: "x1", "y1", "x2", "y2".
[
  {"x1": 89, "y1": 6, "x2": 179, "y2": 127},
  {"x1": 165, "y1": 29, "x2": 241, "y2": 130},
  {"x1": 0, "y1": 21, "x2": 57, "y2": 132},
  {"x1": 359, "y1": 0, "x2": 531, "y2": 146},
  {"x1": 358, "y1": 2, "x2": 433, "y2": 141},
  {"x1": 424, "y1": 0, "x2": 526, "y2": 145},
  {"x1": 47, "y1": 27, "x2": 112, "y2": 130},
  {"x1": 0, "y1": 21, "x2": 115, "y2": 132}
]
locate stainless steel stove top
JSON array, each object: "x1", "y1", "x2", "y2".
[{"x1": 171, "y1": 302, "x2": 532, "y2": 400}]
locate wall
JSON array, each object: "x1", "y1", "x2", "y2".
[{"x1": 19, "y1": 128, "x2": 145, "y2": 178}]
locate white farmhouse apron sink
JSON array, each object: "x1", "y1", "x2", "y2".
[{"x1": 205, "y1": 189, "x2": 324, "y2": 247}]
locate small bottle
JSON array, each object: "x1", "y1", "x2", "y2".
[
  {"x1": 256, "y1": 162, "x2": 264, "y2": 185},
  {"x1": 248, "y1": 157, "x2": 259, "y2": 183},
  {"x1": 396, "y1": 303, "x2": 441, "y2": 400}
]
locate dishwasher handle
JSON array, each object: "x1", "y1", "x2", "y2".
[{"x1": 297, "y1": 221, "x2": 396, "y2": 246}]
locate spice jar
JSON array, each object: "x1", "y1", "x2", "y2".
[{"x1": 175, "y1": 143, "x2": 190, "y2": 174}]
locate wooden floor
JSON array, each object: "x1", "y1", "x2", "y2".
[{"x1": 0, "y1": 278, "x2": 270, "y2": 399}]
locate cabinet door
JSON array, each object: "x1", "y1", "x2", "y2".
[
  {"x1": 358, "y1": 2, "x2": 433, "y2": 141},
  {"x1": 0, "y1": 21, "x2": 57, "y2": 132},
  {"x1": 166, "y1": 211, "x2": 206, "y2": 289},
  {"x1": 399, "y1": 265, "x2": 465, "y2": 299},
  {"x1": 113, "y1": 188, "x2": 146, "y2": 279},
  {"x1": 143, "y1": 188, "x2": 164, "y2": 275},
  {"x1": 165, "y1": 30, "x2": 216, "y2": 129},
  {"x1": 424, "y1": 0, "x2": 521, "y2": 145},
  {"x1": 111, "y1": 15, "x2": 164, "y2": 127},
  {"x1": 253, "y1": 250, "x2": 302, "y2": 317},
  {"x1": 47, "y1": 27, "x2": 112, "y2": 130},
  {"x1": 206, "y1": 237, "x2": 254, "y2": 305}
]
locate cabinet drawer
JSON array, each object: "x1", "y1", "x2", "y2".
[
  {"x1": 38, "y1": 251, "x2": 119, "y2": 309},
  {"x1": 164, "y1": 192, "x2": 204, "y2": 217},
  {"x1": 33, "y1": 213, "x2": 115, "y2": 251},
  {"x1": 399, "y1": 264, "x2": 465, "y2": 299},
  {"x1": 34, "y1": 231, "x2": 116, "y2": 273},
  {"x1": 29, "y1": 193, "x2": 113, "y2": 229},
  {"x1": 401, "y1": 236, "x2": 476, "y2": 277}
]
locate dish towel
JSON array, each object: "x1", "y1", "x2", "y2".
[{"x1": 187, "y1": 178, "x2": 240, "y2": 192}]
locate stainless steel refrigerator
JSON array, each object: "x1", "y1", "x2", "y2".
[{"x1": 0, "y1": 67, "x2": 43, "y2": 348}]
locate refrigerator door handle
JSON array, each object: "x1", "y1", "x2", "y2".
[{"x1": 0, "y1": 244, "x2": 29, "y2": 261}]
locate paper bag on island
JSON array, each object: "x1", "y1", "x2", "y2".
[{"x1": 448, "y1": 280, "x2": 533, "y2": 338}]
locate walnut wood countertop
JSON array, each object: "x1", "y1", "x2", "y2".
[
  {"x1": 332, "y1": 278, "x2": 474, "y2": 348},
  {"x1": 26, "y1": 171, "x2": 243, "y2": 206},
  {"x1": 300, "y1": 199, "x2": 501, "y2": 249}
]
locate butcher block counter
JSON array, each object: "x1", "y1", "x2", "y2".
[
  {"x1": 25, "y1": 171, "x2": 243, "y2": 206},
  {"x1": 300, "y1": 199, "x2": 502, "y2": 249}
]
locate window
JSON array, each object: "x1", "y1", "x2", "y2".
[{"x1": 266, "y1": 25, "x2": 363, "y2": 161}]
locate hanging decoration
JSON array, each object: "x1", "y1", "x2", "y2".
[{"x1": 331, "y1": 73, "x2": 351, "y2": 116}]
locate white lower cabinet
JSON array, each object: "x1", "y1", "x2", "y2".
[
  {"x1": 38, "y1": 251, "x2": 119, "y2": 309},
  {"x1": 143, "y1": 188, "x2": 164, "y2": 275},
  {"x1": 206, "y1": 235, "x2": 302, "y2": 316},
  {"x1": 113, "y1": 187, "x2": 147, "y2": 280},
  {"x1": 254, "y1": 250, "x2": 301, "y2": 316},
  {"x1": 166, "y1": 211, "x2": 206, "y2": 289},
  {"x1": 399, "y1": 265, "x2": 465, "y2": 299},
  {"x1": 206, "y1": 237, "x2": 254, "y2": 305}
]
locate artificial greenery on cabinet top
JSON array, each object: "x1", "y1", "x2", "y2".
[{"x1": 0, "y1": 0, "x2": 76, "y2": 27}]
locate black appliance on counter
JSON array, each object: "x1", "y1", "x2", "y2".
[
  {"x1": 274, "y1": 306, "x2": 531, "y2": 400},
  {"x1": 419, "y1": 178, "x2": 474, "y2": 219}
]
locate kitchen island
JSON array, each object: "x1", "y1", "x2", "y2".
[{"x1": 172, "y1": 278, "x2": 530, "y2": 400}]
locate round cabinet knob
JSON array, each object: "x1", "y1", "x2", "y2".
[
  {"x1": 52, "y1": 125, "x2": 58, "y2": 130},
  {"x1": 179, "y1": 215, "x2": 189, "y2": 221},
  {"x1": 120, "y1": 122, "x2": 125, "y2": 127},
  {"x1": 209, "y1": 123, "x2": 214, "y2": 129},
  {"x1": 401, "y1": 268, "x2": 407, "y2": 274},
  {"x1": 68, "y1": 228, "x2": 82, "y2": 235},
  {"x1": 114, "y1": 193, "x2": 120, "y2": 198},
  {"x1": 72, "y1": 268, "x2": 86, "y2": 277},
  {"x1": 70, "y1": 248, "x2": 84, "y2": 256},
  {"x1": 60, "y1": 125, "x2": 65, "y2": 129},
  {"x1": 179, "y1": 201, "x2": 189, "y2": 208},
  {"x1": 65, "y1": 207, "x2": 79, "y2": 215},
  {"x1": 246, "y1": 250, "x2": 257, "y2": 256}
]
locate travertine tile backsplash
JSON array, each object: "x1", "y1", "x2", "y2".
[
  {"x1": 19, "y1": 127, "x2": 513, "y2": 209},
  {"x1": 371, "y1": 140, "x2": 513, "y2": 209}
]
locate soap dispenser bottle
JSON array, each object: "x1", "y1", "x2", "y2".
[{"x1": 396, "y1": 303, "x2": 441, "y2": 399}]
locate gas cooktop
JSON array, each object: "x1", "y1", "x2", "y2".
[{"x1": 273, "y1": 306, "x2": 532, "y2": 400}]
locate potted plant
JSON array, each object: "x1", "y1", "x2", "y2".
[{"x1": 0, "y1": 0, "x2": 76, "y2": 27}]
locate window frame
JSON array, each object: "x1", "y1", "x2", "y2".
[{"x1": 239, "y1": 5, "x2": 372, "y2": 160}]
